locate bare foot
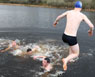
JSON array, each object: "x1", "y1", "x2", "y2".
[{"x1": 62, "y1": 58, "x2": 67, "y2": 71}]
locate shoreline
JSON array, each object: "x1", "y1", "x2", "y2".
[{"x1": 0, "y1": 3, "x2": 95, "y2": 12}]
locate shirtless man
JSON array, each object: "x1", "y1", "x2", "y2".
[
  {"x1": 53, "y1": 1, "x2": 94, "y2": 71},
  {"x1": 33, "y1": 56, "x2": 53, "y2": 71},
  {"x1": 0, "y1": 40, "x2": 20, "y2": 52},
  {"x1": 11, "y1": 45, "x2": 40, "y2": 56},
  {"x1": 20, "y1": 46, "x2": 40, "y2": 56}
]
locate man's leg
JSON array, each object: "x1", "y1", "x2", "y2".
[
  {"x1": 68, "y1": 47, "x2": 76, "y2": 62},
  {"x1": 62, "y1": 44, "x2": 80, "y2": 70}
]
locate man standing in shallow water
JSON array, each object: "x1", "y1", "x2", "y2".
[{"x1": 53, "y1": 1, "x2": 94, "y2": 71}]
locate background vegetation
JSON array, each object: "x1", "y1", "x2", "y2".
[{"x1": 0, "y1": 0, "x2": 95, "y2": 9}]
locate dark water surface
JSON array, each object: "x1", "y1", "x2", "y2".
[{"x1": 0, "y1": 5, "x2": 95, "y2": 77}]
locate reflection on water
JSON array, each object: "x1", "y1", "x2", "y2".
[{"x1": 0, "y1": 5, "x2": 95, "y2": 32}]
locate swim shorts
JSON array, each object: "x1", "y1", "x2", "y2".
[{"x1": 62, "y1": 33, "x2": 77, "y2": 46}]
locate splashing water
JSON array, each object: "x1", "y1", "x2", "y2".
[
  {"x1": 1, "y1": 38, "x2": 94, "y2": 77},
  {"x1": 0, "y1": 38, "x2": 69, "y2": 76}
]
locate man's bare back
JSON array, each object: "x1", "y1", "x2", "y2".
[
  {"x1": 54, "y1": 8, "x2": 94, "y2": 37},
  {"x1": 65, "y1": 10, "x2": 83, "y2": 36}
]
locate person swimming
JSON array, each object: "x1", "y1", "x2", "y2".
[
  {"x1": 33, "y1": 56, "x2": 53, "y2": 72},
  {"x1": 0, "y1": 40, "x2": 20, "y2": 52},
  {"x1": 11, "y1": 45, "x2": 40, "y2": 56},
  {"x1": 12, "y1": 48, "x2": 32, "y2": 56}
]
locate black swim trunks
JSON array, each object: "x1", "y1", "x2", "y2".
[{"x1": 62, "y1": 33, "x2": 77, "y2": 46}]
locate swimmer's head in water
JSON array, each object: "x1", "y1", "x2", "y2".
[
  {"x1": 27, "y1": 48, "x2": 32, "y2": 52},
  {"x1": 44, "y1": 57, "x2": 50, "y2": 63},
  {"x1": 12, "y1": 41, "x2": 17, "y2": 46},
  {"x1": 75, "y1": 1, "x2": 82, "y2": 8}
]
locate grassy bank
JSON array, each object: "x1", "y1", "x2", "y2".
[
  {"x1": 0, "y1": 0, "x2": 95, "y2": 11},
  {"x1": 41, "y1": 0, "x2": 95, "y2": 9}
]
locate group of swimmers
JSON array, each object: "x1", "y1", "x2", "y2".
[
  {"x1": 0, "y1": 1, "x2": 94, "y2": 72},
  {"x1": 0, "y1": 40, "x2": 53, "y2": 72}
]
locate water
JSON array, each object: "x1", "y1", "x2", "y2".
[{"x1": 0, "y1": 5, "x2": 95, "y2": 77}]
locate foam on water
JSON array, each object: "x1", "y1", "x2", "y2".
[
  {"x1": 0, "y1": 39, "x2": 68, "y2": 76},
  {"x1": 11, "y1": 49, "x2": 22, "y2": 56},
  {"x1": 0, "y1": 38, "x2": 94, "y2": 77}
]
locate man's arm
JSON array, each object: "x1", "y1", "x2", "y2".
[
  {"x1": 83, "y1": 15, "x2": 94, "y2": 36},
  {"x1": 33, "y1": 56, "x2": 46, "y2": 60},
  {"x1": 53, "y1": 11, "x2": 68, "y2": 27},
  {"x1": 1, "y1": 46, "x2": 10, "y2": 52}
]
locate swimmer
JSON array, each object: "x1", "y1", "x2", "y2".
[
  {"x1": 12, "y1": 45, "x2": 40, "y2": 56},
  {"x1": 33, "y1": 56, "x2": 53, "y2": 72},
  {"x1": 53, "y1": 1, "x2": 94, "y2": 71},
  {"x1": 0, "y1": 40, "x2": 20, "y2": 52}
]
